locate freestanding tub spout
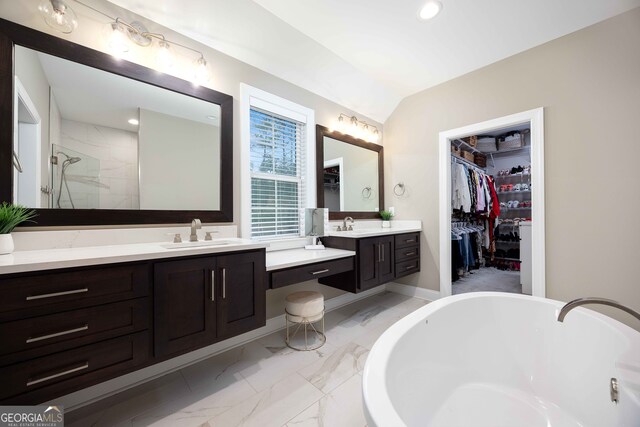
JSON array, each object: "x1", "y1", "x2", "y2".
[{"x1": 558, "y1": 297, "x2": 640, "y2": 323}]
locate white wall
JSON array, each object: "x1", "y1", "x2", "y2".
[
  {"x1": 384, "y1": 8, "x2": 640, "y2": 328},
  {"x1": 138, "y1": 109, "x2": 219, "y2": 210}
]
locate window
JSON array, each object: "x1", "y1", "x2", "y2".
[
  {"x1": 240, "y1": 84, "x2": 315, "y2": 240},
  {"x1": 249, "y1": 108, "x2": 305, "y2": 238}
]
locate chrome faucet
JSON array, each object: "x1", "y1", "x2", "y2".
[
  {"x1": 190, "y1": 219, "x2": 202, "y2": 242},
  {"x1": 557, "y1": 297, "x2": 640, "y2": 323},
  {"x1": 342, "y1": 216, "x2": 354, "y2": 231}
]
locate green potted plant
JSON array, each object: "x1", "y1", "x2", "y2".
[
  {"x1": 379, "y1": 210, "x2": 393, "y2": 228},
  {"x1": 0, "y1": 203, "x2": 36, "y2": 255}
]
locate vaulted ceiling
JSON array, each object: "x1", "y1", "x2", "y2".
[{"x1": 108, "y1": 0, "x2": 640, "y2": 122}]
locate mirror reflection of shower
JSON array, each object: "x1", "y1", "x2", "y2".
[{"x1": 55, "y1": 151, "x2": 81, "y2": 208}]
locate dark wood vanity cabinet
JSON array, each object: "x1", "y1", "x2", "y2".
[
  {"x1": 358, "y1": 236, "x2": 395, "y2": 290},
  {"x1": 320, "y1": 231, "x2": 420, "y2": 293},
  {"x1": 154, "y1": 257, "x2": 218, "y2": 358},
  {"x1": 0, "y1": 263, "x2": 152, "y2": 404},
  {"x1": 0, "y1": 249, "x2": 266, "y2": 404},
  {"x1": 154, "y1": 250, "x2": 265, "y2": 358},
  {"x1": 215, "y1": 251, "x2": 265, "y2": 340}
]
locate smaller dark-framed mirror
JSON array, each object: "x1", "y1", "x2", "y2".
[{"x1": 316, "y1": 125, "x2": 383, "y2": 220}]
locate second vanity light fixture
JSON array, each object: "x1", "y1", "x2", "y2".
[
  {"x1": 38, "y1": 0, "x2": 211, "y2": 85},
  {"x1": 335, "y1": 113, "x2": 380, "y2": 143}
]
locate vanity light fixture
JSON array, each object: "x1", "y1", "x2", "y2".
[
  {"x1": 418, "y1": 0, "x2": 443, "y2": 20},
  {"x1": 128, "y1": 118, "x2": 139, "y2": 125},
  {"x1": 38, "y1": 0, "x2": 78, "y2": 34},
  {"x1": 38, "y1": 0, "x2": 211, "y2": 84},
  {"x1": 156, "y1": 39, "x2": 174, "y2": 70},
  {"x1": 336, "y1": 113, "x2": 381, "y2": 143}
]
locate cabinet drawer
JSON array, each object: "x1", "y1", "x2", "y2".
[
  {"x1": 0, "y1": 332, "x2": 149, "y2": 403},
  {"x1": 270, "y1": 257, "x2": 354, "y2": 289},
  {"x1": 395, "y1": 259, "x2": 420, "y2": 279},
  {"x1": 395, "y1": 246, "x2": 420, "y2": 263},
  {"x1": 0, "y1": 263, "x2": 150, "y2": 319},
  {"x1": 395, "y1": 233, "x2": 420, "y2": 249},
  {"x1": 0, "y1": 299, "x2": 149, "y2": 365}
]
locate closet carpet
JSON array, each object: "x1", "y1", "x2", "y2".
[{"x1": 452, "y1": 267, "x2": 522, "y2": 294}]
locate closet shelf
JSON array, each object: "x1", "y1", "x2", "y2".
[
  {"x1": 501, "y1": 207, "x2": 532, "y2": 211},
  {"x1": 494, "y1": 173, "x2": 531, "y2": 181},
  {"x1": 497, "y1": 190, "x2": 531, "y2": 195},
  {"x1": 493, "y1": 257, "x2": 521, "y2": 262},
  {"x1": 496, "y1": 241, "x2": 521, "y2": 245}
]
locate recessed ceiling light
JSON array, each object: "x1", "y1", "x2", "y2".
[
  {"x1": 418, "y1": 0, "x2": 442, "y2": 20},
  {"x1": 128, "y1": 118, "x2": 139, "y2": 125}
]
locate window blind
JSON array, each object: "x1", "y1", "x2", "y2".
[{"x1": 250, "y1": 107, "x2": 306, "y2": 239}]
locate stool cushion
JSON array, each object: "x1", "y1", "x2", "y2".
[{"x1": 285, "y1": 291, "x2": 324, "y2": 318}]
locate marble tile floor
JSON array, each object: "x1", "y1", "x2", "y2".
[{"x1": 66, "y1": 291, "x2": 428, "y2": 427}]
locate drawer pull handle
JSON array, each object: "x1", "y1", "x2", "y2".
[
  {"x1": 405, "y1": 251, "x2": 415, "y2": 256},
  {"x1": 406, "y1": 266, "x2": 414, "y2": 270},
  {"x1": 211, "y1": 270, "x2": 215, "y2": 302},
  {"x1": 26, "y1": 362, "x2": 89, "y2": 387},
  {"x1": 26, "y1": 325, "x2": 89, "y2": 344},
  {"x1": 310, "y1": 269, "x2": 330, "y2": 275},
  {"x1": 26, "y1": 288, "x2": 88, "y2": 301},
  {"x1": 405, "y1": 239, "x2": 415, "y2": 243},
  {"x1": 222, "y1": 268, "x2": 226, "y2": 299}
]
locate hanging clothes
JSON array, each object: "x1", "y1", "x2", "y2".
[{"x1": 452, "y1": 163, "x2": 472, "y2": 212}]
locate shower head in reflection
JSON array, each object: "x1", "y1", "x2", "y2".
[
  {"x1": 55, "y1": 151, "x2": 82, "y2": 209},
  {"x1": 57, "y1": 151, "x2": 82, "y2": 164}
]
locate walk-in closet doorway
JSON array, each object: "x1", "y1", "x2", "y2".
[{"x1": 438, "y1": 108, "x2": 546, "y2": 297}]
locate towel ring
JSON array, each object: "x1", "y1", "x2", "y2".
[
  {"x1": 361, "y1": 186, "x2": 372, "y2": 199},
  {"x1": 394, "y1": 182, "x2": 406, "y2": 196}
]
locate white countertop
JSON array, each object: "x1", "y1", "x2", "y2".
[
  {"x1": 266, "y1": 247, "x2": 355, "y2": 271},
  {"x1": 0, "y1": 238, "x2": 268, "y2": 275},
  {"x1": 326, "y1": 226, "x2": 422, "y2": 239}
]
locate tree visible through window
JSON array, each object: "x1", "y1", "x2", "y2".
[{"x1": 249, "y1": 108, "x2": 305, "y2": 239}]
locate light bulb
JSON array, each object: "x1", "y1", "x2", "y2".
[
  {"x1": 156, "y1": 40, "x2": 173, "y2": 71},
  {"x1": 192, "y1": 56, "x2": 210, "y2": 86},
  {"x1": 418, "y1": 1, "x2": 443, "y2": 20},
  {"x1": 372, "y1": 129, "x2": 380, "y2": 143},
  {"x1": 105, "y1": 21, "x2": 131, "y2": 57},
  {"x1": 39, "y1": 0, "x2": 78, "y2": 34}
]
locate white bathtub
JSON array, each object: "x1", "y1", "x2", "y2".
[{"x1": 363, "y1": 292, "x2": 640, "y2": 427}]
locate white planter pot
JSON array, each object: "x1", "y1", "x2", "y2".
[
  {"x1": 381, "y1": 220, "x2": 391, "y2": 228},
  {"x1": 0, "y1": 234, "x2": 14, "y2": 255}
]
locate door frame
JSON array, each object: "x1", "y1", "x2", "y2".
[
  {"x1": 438, "y1": 108, "x2": 546, "y2": 297},
  {"x1": 13, "y1": 76, "x2": 42, "y2": 207}
]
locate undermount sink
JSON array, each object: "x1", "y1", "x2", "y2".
[{"x1": 159, "y1": 240, "x2": 235, "y2": 249}]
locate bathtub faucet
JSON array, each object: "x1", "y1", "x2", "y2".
[{"x1": 557, "y1": 297, "x2": 640, "y2": 323}]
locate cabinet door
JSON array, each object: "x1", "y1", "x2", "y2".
[
  {"x1": 358, "y1": 238, "x2": 380, "y2": 290},
  {"x1": 154, "y1": 257, "x2": 216, "y2": 358},
  {"x1": 216, "y1": 251, "x2": 266, "y2": 339},
  {"x1": 378, "y1": 236, "x2": 395, "y2": 284}
]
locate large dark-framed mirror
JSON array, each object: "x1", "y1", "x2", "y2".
[
  {"x1": 316, "y1": 125, "x2": 384, "y2": 220},
  {"x1": 0, "y1": 18, "x2": 233, "y2": 226}
]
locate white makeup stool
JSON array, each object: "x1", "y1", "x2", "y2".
[{"x1": 285, "y1": 291, "x2": 326, "y2": 351}]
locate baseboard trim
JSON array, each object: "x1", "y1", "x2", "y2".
[
  {"x1": 58, "y1": 286, "x2": 386, "y2": 411},
  {"x1": 385, "y1": 282, "x2": 441, "y2": 301}
]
